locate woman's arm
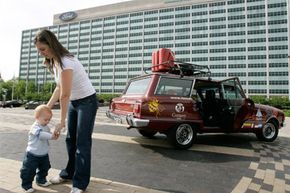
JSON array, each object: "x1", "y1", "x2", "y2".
[
  {"x1": 47, "y1": 85, "x2": 60, "y2": 109},
  {"x1": 57, "y1": 69, "x2": 73, "y2": 130}
]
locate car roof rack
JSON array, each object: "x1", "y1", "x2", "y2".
[
  {"x1": 144, "y1": 61, "x2": 211, "y2": 79},
  {"x1": 169, "y1": 61, "x2": 211, "y2": 78},
  {"x1": 143, "y1": 48, "x2": 211, "y2": 79}
]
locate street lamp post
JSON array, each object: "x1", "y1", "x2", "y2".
[
  {"x1": 12, "y1": 77, "x2": 15, "y2": 100},
  {"x1": 2, "y1": 88, "x2": 7, "y2": 105},
  {"x1": 43, "y1": 69, "x2": 45, "y2": 93},
  {"x1": 37, "y1": 66, "x2": 46, "y2": 95},
  {"x1": 50, "y1": 81, "x2": 53, "y2": 93},
  {"x1": 12, "y1": 83, "x2": 14, "y2": 100},
  {"x1": 41, "y1": 66, "x2": 46, "y2": 101}
]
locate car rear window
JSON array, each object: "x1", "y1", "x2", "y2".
[{"x1": 125, "y1": 77, "x2": 151, "y2": 95}]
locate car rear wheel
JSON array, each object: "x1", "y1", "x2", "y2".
[
  {"x1": 168, "y1": 123, "x2": 196, "y2": 149},
  {"x1": 255, "y1": 122, "x2": 278, "y2": 142},
  {"x1": 138, "y1": 130, "x2": 157, "y2": 138}
]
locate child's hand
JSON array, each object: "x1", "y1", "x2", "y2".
[{"x1": 52, "y1": 130, "x2": 60, "y2": 140}]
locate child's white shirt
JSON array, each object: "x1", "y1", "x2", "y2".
[{"x1": 26, "y1": 121, "x2": 52, "y2": 156}]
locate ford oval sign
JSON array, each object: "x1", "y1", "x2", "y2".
[{"x1": 59, "y1": 11, "x2": 77, "y2": 21}]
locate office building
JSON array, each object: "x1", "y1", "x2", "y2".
[{"x1": 19, "y1": 0, "x2": 289, "y2": 97}]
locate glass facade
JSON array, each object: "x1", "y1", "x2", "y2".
[{"x1": 19, "y1": 0, "x2": 289, "y2": 97}]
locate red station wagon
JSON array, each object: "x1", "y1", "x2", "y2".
[{"x1": 106, "y1": 49, "x2": 285, "y2": 149}]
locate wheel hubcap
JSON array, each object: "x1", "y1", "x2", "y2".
[
  {"x1": 263, "y1": 123, "x2": 275, "y2": 139},
  {"x1": 176, "y1": 124, "x2": 193, "y2": 145}
]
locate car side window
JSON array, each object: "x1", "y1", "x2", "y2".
[
  {"x1": 155, "y1": 77, "x2": 193, "y2": 97},
  {"x1": 191, "y1": 89, "x2": 201, "y2": 102},
  {"x1": 199, "y1": 88, "x2": 220, "y2": 100},
  {"x1": 223, "y1": 85, "x2": 243, "y2": 99},
  {"x1": 125, "y1": 77, "x2": 151, "y2": 95}
]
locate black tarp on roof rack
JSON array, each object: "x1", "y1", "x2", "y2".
[{"x1": 145, "y1": 60, "x2": 211, "y2": 78}]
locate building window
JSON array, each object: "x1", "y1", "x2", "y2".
[
  {"x1": 248, "y1": 72, "x2": 266, "y2": 76},
  {"x1": 248, "y1": 89, "x2": 266, "y2": 94},
  {"x1": 248, "y1": 81, "x2": 267, "y2": 85},
  {"x1": 229, "y1": 72, "x2": 246, "y2": 76},
  {"x1": 269, "y1": 90, "x2": 288, "y2": 94}
]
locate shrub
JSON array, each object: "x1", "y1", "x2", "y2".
[
  {"x1": 283, "y1": 109, "x2": 290, "y2": 117},
  {"x1": 96, "y1": 94, "x2": 121, "y2": 103},
  {"x1": 250, "y1": 95, "x2": 290, "y2": 110}
]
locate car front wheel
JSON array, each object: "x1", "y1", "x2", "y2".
[
  {"x1": 168, "y1": 123, "x2": 196, "y2": 149},
  {"x1": 256, "y1": 122, "x2": 278, "y2": 142}
]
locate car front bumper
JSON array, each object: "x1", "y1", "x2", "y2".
[{"x1": 106, "y1": 110, "x2": 149, "y2": 128}]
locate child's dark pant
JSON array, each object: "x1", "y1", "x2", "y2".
[{"x1": 20, "y1": 152, "x2": 51, "y2": 190}]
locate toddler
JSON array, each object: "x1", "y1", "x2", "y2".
[{"x1": 20, "y1": 104, "x2": 59, "y2": 193}]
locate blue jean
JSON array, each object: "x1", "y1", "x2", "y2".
[
  {"x1": 20, "y1": 152, "x2": 51, "y2": 190},
  {"x1": 59, "y1": 93, "x2": 97, "y2": 190}
]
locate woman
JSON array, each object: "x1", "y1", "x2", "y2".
[{"x1": 34, "y1": 29, "x2": 98, "y2": 193}]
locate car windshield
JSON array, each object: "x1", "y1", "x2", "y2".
[{"x1": 125, "y1": 77, "x2": 151, "y2": 95}]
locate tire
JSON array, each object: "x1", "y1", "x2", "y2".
[
  {"x1": 168, "y1": 123, "x2": 196, "y2": 149},
  {"x1": 255, "y1": 122, "x2": 278, "y2": 142},
  {"x1": 138, "y1": 130, "x2": 157, "y2": 138}
]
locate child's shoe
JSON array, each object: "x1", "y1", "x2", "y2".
[
  {"x1": 70, "y1": 187, "x2": 84, "y2": 193},
  {"x1": 49, "y1": 175, "x2": 66, "y2": 184},
  {"x1": 22, "y1": 187, "x2": 35, "y2": 193},
  {"x1": 36, "y1": 180, "x2": 51, "y2": 187}
]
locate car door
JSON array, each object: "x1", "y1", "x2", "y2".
[
  {"x1": 220, "y1": 77, "x2": 251, "y2": 130},
  {"x1": 153, "y1": 76, "x2": 198, "y2": 122}
]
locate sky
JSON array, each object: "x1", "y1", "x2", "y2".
[{"x1": 0, "y1": 0, "x2": 128, "y2": 81}]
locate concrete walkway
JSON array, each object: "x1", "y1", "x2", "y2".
[{"x1": 0, "y1": 157, "x2": 168, "y2": 193}]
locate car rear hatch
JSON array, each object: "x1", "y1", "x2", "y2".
[
  {"x1": 110, "y1": 96, "x2": 142, "y2": 117},
  {"x1": 107, "y1": 75, "x2": 153, "y2": 122}
]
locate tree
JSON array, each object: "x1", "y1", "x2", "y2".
[
  {"x1": 0, "y1": 81, "x2": 10, "y2": 101},
  {"x1": 43, "y1": 82, "x2": 54, "y2": 93},
  {"x1": 15, "y1": 80, "x2": 26, "y2": 100},
  {"x1": 27, "y1": 81, "x2": 36, "y2": 93}
]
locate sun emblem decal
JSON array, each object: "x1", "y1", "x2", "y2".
[{"x1": 147, "y1": 98, "x2": 164, "y2": 117}]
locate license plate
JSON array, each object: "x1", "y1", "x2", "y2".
[{"x1": 113, "y1": 117, "x2": 122, "y2": 124}]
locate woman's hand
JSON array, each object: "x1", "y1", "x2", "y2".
[
  {"x1": 55, "y1": 122, "x2": 65, "y2": 133},
  {"x1": 52, "y1": 131, "x2": 59, "y2": 140}
]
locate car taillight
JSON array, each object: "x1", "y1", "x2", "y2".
[
  {"x1": 110, "y1": 102, "x2": 115, "y2": 110},
  {"x1": 133, "y1": 103, "x2": 141, "y2": 117}
]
